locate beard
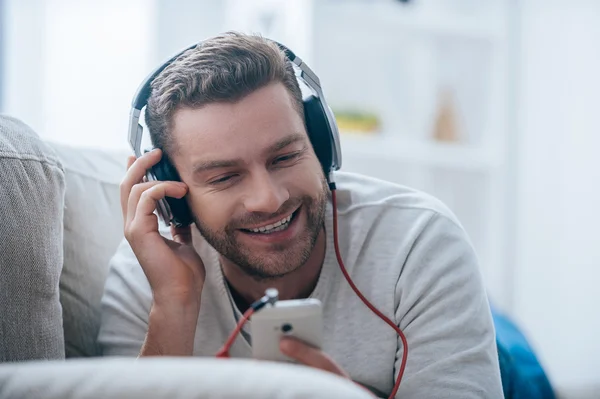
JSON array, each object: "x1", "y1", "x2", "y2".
[{"x1": 193, "y1": 177, "x2": 330, "y2": 280}]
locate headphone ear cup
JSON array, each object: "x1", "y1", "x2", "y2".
[
  {"x1": 151, "y1": 155, "x2": 193, "y2": 227},
  {"x1": 303, "y1": 94, "x2": 335, "y2": 177}
]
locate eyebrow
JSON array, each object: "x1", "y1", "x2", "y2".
[
  {"x1": 266, "y1": 132, "x2": 305, "y2": 154},
  {"x1": 191, "y1": 132, "x2": 306, "y2": 174}
]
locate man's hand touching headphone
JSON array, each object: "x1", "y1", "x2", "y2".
[{"x1": 120, "y1": 148, "x2": 205, "y2": 356}]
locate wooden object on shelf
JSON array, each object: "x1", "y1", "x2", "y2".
[{"x1": 432, "y1": 88, "x2": 461, "y2": 143}]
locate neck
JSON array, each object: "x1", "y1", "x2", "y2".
[{"x1": 220, "y1": 227, "x2": 326, "y2": 312}]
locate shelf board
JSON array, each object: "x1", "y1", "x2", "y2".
[{"x1": 339, "y1": 133, "x2": 500, "y2": 171}]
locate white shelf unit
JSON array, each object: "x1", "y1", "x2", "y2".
[
  {"x1": 340, "y1": 133, "x2": 502, "y2": 171},
  {"x1": 222, "y1": 0, "x2": 514, "y2": 310}
]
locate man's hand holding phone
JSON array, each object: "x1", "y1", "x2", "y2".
[
  {"x1": 120, "y1": 148, "x2": 205, "y2": 356},
  {"x1": 279, "y1": 337, "x2": 350, "y2": 379}
]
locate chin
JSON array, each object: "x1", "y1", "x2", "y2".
[
  {"x1": 197, "y1": 189, "x2": 328, "y2": 281},
  {"x1": 236, "y1": 241, "x2": 313, "y2": 280}
]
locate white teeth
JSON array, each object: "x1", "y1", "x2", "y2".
[{"x1": 249, "y1": 214, "x2": 293, "y2": 234}]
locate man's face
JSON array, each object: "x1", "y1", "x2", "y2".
[{"x1": 170, "y1": 82, "x2": 329, "y2": 279}]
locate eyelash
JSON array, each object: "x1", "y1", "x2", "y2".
[
  {"x1": 210, "y1": 175, "x2": 236, "y2": 185},
  {"x1": 208, "y1": 153, "x2": 301, "y2": 186},
  {"x1": 273, "y1": 152, "x2": 300, "y2": 165}
]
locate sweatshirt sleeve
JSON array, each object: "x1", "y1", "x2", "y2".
[
  {"x1": 97, "y1": 237, "x2": 153, "y2": 357},
  {"x1": 393, "y1": 212, "x2": 504, "y2": 398}
]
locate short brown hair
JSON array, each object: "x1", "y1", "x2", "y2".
[{"x1": 146, "y1": 31, "x2": 304, "y2": 156}]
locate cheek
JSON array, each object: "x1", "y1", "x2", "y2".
[
  {"x1": 296, "y1": 173, "x2": 324, "y2": 195},
  {"x1": 292, "y1": 160, "x2": 326, "y2": 194},
  {"x1": 187, "y1": 191, "x2": 235, "y2": 230},
  {"x1": 270, "y1": 157, "x2": 325, "y2": 199}
]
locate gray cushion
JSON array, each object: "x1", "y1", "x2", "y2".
[
  {"x1": 0, "y1": 357, "x2": 375, "y2": 398},
  {"x1": 0, "y1": 115, "x2": 66, "y2": 361},
  {"x1": 49, "y1": 143, "x2": 128, "y2": 357}
]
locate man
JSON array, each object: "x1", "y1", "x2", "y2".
[{"x1": 98, "y1": 32, "x2": 503, "y2": 398}]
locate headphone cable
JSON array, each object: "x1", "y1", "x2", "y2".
[
  {"x1": 329, "y1": 181, "x2": 408, "y2": 399},
  {"x1": 215, "y1": 181, "x2": 408, "y2": 398},
  {"x1": 215, "y1": 290, "x2": 278, "y2": 358}
]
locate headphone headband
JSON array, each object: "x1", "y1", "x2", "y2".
[
  {"x1": 127, "y1": 36, "x2": 342, "y2": 227},
  {"x1": 131, "y1": 43, "x2": 197, "y2": 111},
  {"x1": 128, "y1": 43, "x2": 196, "y2": 158},
  {"x1": 128, "y1": 38, "x2": 341, "y2": 172}
]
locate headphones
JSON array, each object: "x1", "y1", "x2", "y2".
[{"x1": 127, "y1": 38, "x2": 342, "y2": 227}]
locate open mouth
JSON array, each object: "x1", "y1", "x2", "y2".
[{"x1": 240, "y1": 208, "x2": 300, "y2": 235}]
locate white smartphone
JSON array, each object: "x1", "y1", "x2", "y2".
[{"x1": 250, "y1": 298, "x2": 323, "y2": 363}]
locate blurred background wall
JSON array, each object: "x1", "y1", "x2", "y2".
[{"x1": 1, "y1": 0, "x2": 599, "y2": 394}]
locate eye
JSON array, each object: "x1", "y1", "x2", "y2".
[
  {"x1": 273, "y1": 153, "x2": 300, "y2": 165},
  {"x1": 209, "y1": 174, "x2": 237, "y2": 185}
]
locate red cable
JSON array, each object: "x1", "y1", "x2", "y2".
[
  {"x1": 331, "y1": 188, "x2": 408, "y2": 399},
  {"x1": 215, "y1": 187, "x2": 408, "y2": 398},
  {"x1": 215, "y1": 307, "x2": 255, "y2": 358}
]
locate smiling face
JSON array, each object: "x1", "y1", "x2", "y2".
[{"x1": 170, "y1": 82, "x2": 329, "y2": 279}]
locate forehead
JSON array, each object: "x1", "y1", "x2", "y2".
[{"x1": 170, "y1": 82, "x2": 305, "y2": 164}]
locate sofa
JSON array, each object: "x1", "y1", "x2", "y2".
[
  {"x1": 1, "y1": 114, "x2": 592, "y2": 399},
  {"x1": 0, "y1": 115, "x2": 373, "y2": 398}
]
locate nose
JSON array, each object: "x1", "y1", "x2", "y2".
[{"x1": 243, "y1": 171, "x2": 289, "y2": 214}]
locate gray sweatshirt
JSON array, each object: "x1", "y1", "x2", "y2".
[{"x1": 98, "y1": 171, "x2": 504, "y2": 398}]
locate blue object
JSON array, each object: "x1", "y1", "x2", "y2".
[{"x1": 492, "y1": 306, "x2": 557, "y2": 399}]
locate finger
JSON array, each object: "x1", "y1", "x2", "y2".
[
  {"x1": 119, "y1": 148, "x2": 163, "y2": 217},
  {"x1": 126, "y1": 155, "x2": 136, "y2": 170},
  {"x1": 135, "y1": 182, "x2": 188, "y2": 221},
  {"x1": 171, "y1": 224, "x2": 192, "y2": 245},
  {"x1": 279, "y1": 338, "x2": 348, "y2": 377},
  {"x1": 125, "y1": 180, "x2": 163, "y2": 227}
]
